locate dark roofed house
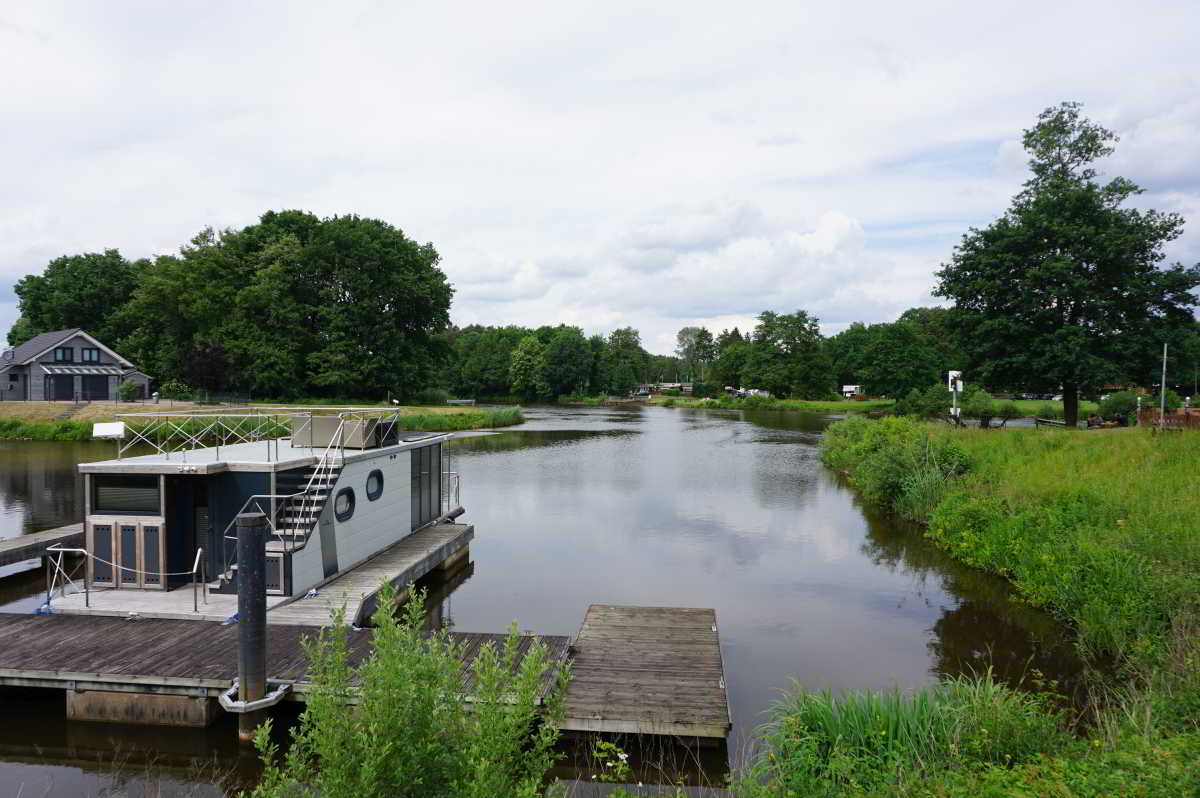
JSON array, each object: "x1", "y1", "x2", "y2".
[{"x1": 0, "y1": 329, "x2": 151, "y2": 401}]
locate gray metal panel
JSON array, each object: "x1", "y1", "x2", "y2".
[
  {"x1": 120, "y1": 525, "x2": 138, "y2": 585},
  {"x1": 143, "y1": 526, "x2": 161, "y2": 586},
  {"x1": 93, "y1": 525, "x2": 113, "y2": 583}
]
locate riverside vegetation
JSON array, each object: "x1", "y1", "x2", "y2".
[
  {"x1": 0, "y1": 405, "x2": 524, "y2": 442},
  {"x1": 807, "y1": 416, "x2": 1200, "y2": 796}
]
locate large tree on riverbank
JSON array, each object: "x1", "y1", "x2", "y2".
[{"x1": 935, "y1": 102, "x2": 1200, "y2": 427}]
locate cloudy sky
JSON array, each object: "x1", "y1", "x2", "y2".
[{"x1": 3, "y1": 2, "x2": 1198, "y2": 354}]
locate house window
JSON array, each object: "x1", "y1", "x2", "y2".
[
  {"x1": 53, "y1": 347, "x2": 73, "y2": 362},
  {"x1": 7, "y1": 374, "x2": 17, "y2": 382},
  {"x1": 81, "y1": 348, "x2": 100, "y2": 363},
  {"x1": 334, "y1": 487, "x2": 355, "y2": 522},
  {"x1": 366, "y1": 469, "x2": 384, "y2": 501}
]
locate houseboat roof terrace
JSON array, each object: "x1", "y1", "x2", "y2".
[{"x1": 80, "y1": 406, "x2": 450, "y2": 474}]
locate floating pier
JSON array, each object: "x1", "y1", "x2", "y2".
[
  {"x1": 0, "y1": 523, "x2": 84, "y2": 567},
  {"x1": 562, "y1": 605, "x2": 731, "y2": 739},
  {"x1": 0, "y1": 603, "x2": 731, "y2": 740}
]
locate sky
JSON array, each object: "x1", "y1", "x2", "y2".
[{"x1": 2, "y1": 2, "x2": 1199, "y2": 356}]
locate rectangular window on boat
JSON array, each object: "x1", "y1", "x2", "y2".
[{"x1": 93, "y1": 475, "x2": 160, "y2": 514}]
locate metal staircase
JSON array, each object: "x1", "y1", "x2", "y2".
[{"x1": 214, "y1": 419, "x2": 347, "y2": 595}]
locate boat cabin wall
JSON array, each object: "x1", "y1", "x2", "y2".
[{"x1": 204, "y1": 471, "x2": 270, "y2": 581}]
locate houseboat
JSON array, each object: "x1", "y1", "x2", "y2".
[{"x1": 74, "y1": 407, "x2": 460, "y2": 601}]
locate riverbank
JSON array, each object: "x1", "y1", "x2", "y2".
[
  {"x1": 807, "y1": 416, "x2": 1199, "y2": 796},
  {"x1": 0, "y1": 402, "x2": 524, "y2": 441},
  {"x1": 650, "y1": 395, "x2": 895, "y2": 412}
]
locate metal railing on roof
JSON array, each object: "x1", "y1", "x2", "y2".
[{"x1": 112, "y1": 406, "x2": 442, "y2": 459}]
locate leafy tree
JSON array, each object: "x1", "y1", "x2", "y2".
[
  {"x1": 935, "y1": 102, "x2": 1200, "y2": 427},
  {"x1": 508, "y1": 335, "x2": 549, "y2": 401},
  {"x1": 675, "y1": 326, "x2": 715, "y2": 381},
  {"x1": 9, "y1": 250, "x2": 142, "y2": 346},
  {"x1": 603, "y1": 327, "x2": 646, "y2": 395},
  {"x1": 742, "y1": 310, "x2": 833, "y2": 398},
  {"x1": 897, "y1": 306, "x2": 965, "y2": 371},
  {"x1": 859, "y1": 322, "x2": 940, "y2": 397},
  {"x1": 541, "y1": 326, "x2": 590, "y2": 397},
  {"x1": 826, "y1": 322, "x2": 875, "y2": 389}
]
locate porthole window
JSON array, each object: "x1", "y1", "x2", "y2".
[
  {"x1": 334, "y1": 487, "x2": 355, "y2": 522},
  {"x1": 366, "y1": 469, "x2": 384, "y2": 501}
]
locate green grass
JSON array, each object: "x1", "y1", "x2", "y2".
[
  {"x1": 809, "y1": 417, "x2": 1200, "y2": 797},
  {"x1": 737, "y1": 672, "x2": 1071, "y2": 797},
  {"x1": 0, "y1": 408, "x2": 524, "y2": 441}
]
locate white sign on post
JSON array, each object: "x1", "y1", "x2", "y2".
[
  {"x1": 92, "y1": 421, "x2": 126, "y2": 439},
  {"x1": 947, "y1": 371, "x2": 962, "y2": 392}
]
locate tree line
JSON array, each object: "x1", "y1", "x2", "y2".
[{"x1": 8, "y1": 103, "x2": 1199, "y2": 419}]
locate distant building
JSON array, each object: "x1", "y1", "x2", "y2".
[
  {"x1": 841, "y1": 385, "x2": 862, "y2": 398},
  {"x1": 0, "y1": 328, "x2": 151, "y2": 401}
]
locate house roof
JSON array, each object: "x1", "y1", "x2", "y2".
[{"x1": 1, "y1": 328, "x2": 135, "y2": 371}]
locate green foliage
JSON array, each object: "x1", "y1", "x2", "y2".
[
  {"x1": 542, "y1": 326, "x2": 590, "y2": 397},
  {"x1": 411, "y1": 387, "x2": 450, "y2": 406},
  {"x1": 1035, "y1": 402, "x2": 1063, "y2": 420},
  {"x1": 8, "y1": 249, "x2": 142, "y2": 346},
  {"x1": 156, "y1": 378, "x2": 192, "y2": 399},
  {"x1": 994, "y1": 402, "x2": 1021, "y2": 424},
  {"x1": 508, "y1": 335, "x2": 550, "y2": 401},
  {"x1": 893, "y1": 384, "x2": 951, "y2": 418},
  {"x1": 738, "y1": 672, "x2": 1067, "y2": 797},
  {"x1": 0, "y1": 419, "x2": 94, "y2": 441},
  {"x1": 249, "y1": 585, "x2": 568, "y2": 798},
  {"x1": 117, "y1": 379, "x2": 141, "y2": 401},
  {"x1": 1097, "y1": 390, "x2": 1141, "y2": 417},
  {"x1": 935, "y1": 102, "x2": 1200, "y2": 426},
  {"x1": 858, "y1": 321, "x2": 940, "y2": 398},
  {"x1": 742, "y1": 310, "x2": 834, "y2": 398},
  {"x1": 820, "y1": 416, "x2": 968, "y2": 521}
]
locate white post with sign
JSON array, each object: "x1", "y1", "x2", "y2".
[{"x1": 947, "y1": 371, "x2": 962, "y2": 421}]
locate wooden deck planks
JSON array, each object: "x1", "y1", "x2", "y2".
[
  {"x1": 267, "y1": 522, "x2": 474, "y2": 627},
  {"x1": 562, "y1": 604, "x2": 731, "y2": 740},
  {"x1": 0, "y1": 523, "x2": 84, "y2": 566},
  {"x1": 0, "y1": 613, "x2": 568, "y2": 704}
]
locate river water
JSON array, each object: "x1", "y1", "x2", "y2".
[{"x1": 0, "y1": 406, "x2": 1081, "y2": 795}]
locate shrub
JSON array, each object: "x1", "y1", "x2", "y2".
[
  {"x1": 1097, "y1": 390, "x2": 1140, "y2": 418},
  {"x1": 411, "y1": 387, "x2": 450, "y2": 406},
  {"x1": 995, "y1": 402, "x2": 1022, "y2": 425},
  {"x1": 250, "y1": 585, "x2": 568, "y2": 798},
  {"x1": 117, "y1": 379, "x2": 141, "y2": 402},
  {"x1": 662, "y1": 388, "x2": 682, "y2": 396},
  {"x1": 157, "y1": 378, "x2": 192, "y2": 399},
  {"x1": 691, "y1": 381, "x2": 720, "y2": 399},
  {"x1": 894, "y1": 384, "x2": 951, "y2": 418}
]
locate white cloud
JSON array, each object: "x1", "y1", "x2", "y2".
[{"x1": 1, "y1": 1, "x2": 1198, "y2": 352}]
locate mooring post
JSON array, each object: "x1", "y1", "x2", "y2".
[{"x1": 236, "y1": 512, "x2": 268, "y2": 744}]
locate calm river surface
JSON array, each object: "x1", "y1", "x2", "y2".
[{"x1": 0, "y1": 406, "x2": 1081, "y2": 795}]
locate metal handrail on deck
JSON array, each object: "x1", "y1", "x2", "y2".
[
  {"x1": 192, "y1": 547, "x2": 208, "y2": 613},
  {"x1": 44, "y1": 546, "x2": 89, "y2": 610}
]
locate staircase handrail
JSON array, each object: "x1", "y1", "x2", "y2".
[{"x1": 288, "y1": 415, "x2": 346, "y2": 550}]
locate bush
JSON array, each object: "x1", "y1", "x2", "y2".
[
  {"x1": 821, "y1": 416, "x2": 969, "y2": 521},
  {"x1": 157, "y1": 378, "x2": 192, "y2": 399},
  {"x1": 117, "y1": 379, "x2": 141, "y2": 402},
  {"x1": 661, "y1": 388, "x2": 682, "y2": 396},
  {"x1": 995, "y1": 402, "x2": 1022, "y2": 425},
  {"x1": 894, "y1": 384, "x2": 951, "y2": 418},
  {"x1": 691, "y1": 381, "x2": 720, "y2": 399},
  {"x1": 411, "y1": 387, "x2": 450, "y2": 406},
  {"x1": 250, "y1": 585, "x2": 568, "y2": 798},
  {"x1": 1097, "y1": 390, "x2": 1140, "y2": 418}
]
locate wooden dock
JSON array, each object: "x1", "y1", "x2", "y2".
[
  {"x1": 0, "y1": 603, "x2": 730, "y2": 740},
  {"x1": 562, "y1": 605, "x2": 731, "y2": 739},
  {"x1": 268, "y1": 522, "x2": 474, "y2": 627},
  {"x1": 0, "y1": 523, "x2": 84, "y2": 567},
  {"x1": 0, "y1": 612, "x2": 568, "y2": 705}
]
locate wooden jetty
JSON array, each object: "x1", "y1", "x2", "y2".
[
  {"x1": 0, "y1": 523, "x2": 84, "y2": 567},
  {"x1": 269, "y1": 522, "x2": 473, "y2": 627},
  {"x1": 562, "y1": 605, "x2": 731, "y2": 739},
  {"x1": 0, "y1": 604, "x2": 731, "y2": 740},
  {"x1": 0, "y1": 612, "x2": 567, "y2": 726}
]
